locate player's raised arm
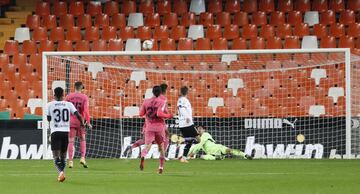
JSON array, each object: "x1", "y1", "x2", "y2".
[{"x1": 156, "y1": 101, "x2": 172, "y2": 119}]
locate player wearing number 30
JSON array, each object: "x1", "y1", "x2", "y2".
[
  {"x1": 46, "y1": 87, "x2": 84, "y2": 182},
  {"x1": 65, "y1": 81, "x2": 92, "y2": 168}
]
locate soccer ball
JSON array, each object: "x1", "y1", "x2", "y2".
[{"x1": 142, "y1": 40, "x2": 153, "y2": 50}]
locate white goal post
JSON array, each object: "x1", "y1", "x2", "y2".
[{"x1": 42, "y1": 48, "x2": 360, "y2": 159}]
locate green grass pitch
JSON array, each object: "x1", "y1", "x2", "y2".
[{"x1": 0, "y1": 159, "x2": 359, "y2": 194}]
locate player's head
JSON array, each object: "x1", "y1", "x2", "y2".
[
  {"x1": 74, "y1": 81, "x2": 84, "y2": 92},
  {"x1": 180, "y1": 86, "x2": 188, "y2": 97},
  {"x1": 196, "y1": 126, "x2": 205, "y2": 135},
  {"x1": 54, "y1": 87, "x2": 64, "y2": 101},
  {"x1": 152, "y1": 85, "x2": 161, "y2": 97},
  {"x1": 160, "y1": 83, "x2": 168, "y2": 95}
]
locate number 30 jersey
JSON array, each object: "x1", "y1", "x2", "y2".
[{"x1": 46, "y1": 100, "x2": 78, "y2": 134}]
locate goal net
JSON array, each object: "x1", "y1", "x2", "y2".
[{"x1": 42, "y1": 49, "x2": 360, "y2": 159}]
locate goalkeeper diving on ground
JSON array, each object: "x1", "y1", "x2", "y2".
[{"x1": 186, "y1": 126, "x2": 253, "y2": 160}]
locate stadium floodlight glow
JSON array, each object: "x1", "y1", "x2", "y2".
[{"x1": 42, "y1": 49, "x2": 360, "y2": 159}]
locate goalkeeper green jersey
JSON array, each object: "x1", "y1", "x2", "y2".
[{"x1": 188, "y1": 132, "x2": 228, "y2": 156}]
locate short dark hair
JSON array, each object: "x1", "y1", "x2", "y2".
[
  {"x1": 54, "y1": 87, "x2": 64, "y2": 99},
  {"x1": 160, "y1": 83, "x2": 168, "y2": 94},
  {"x1": 180, "y1": 86, "x2": 188, "y2": 96},
  {"x1": 74, "y1": 81, "x2": 83, "y2": 90},
  {"x1": 152, "y1": 85, "x2": 162, "y2": 97}
]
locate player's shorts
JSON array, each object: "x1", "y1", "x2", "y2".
[
  {"x1": 179, "y1": 125, "x2": 198, "y2": 137},
  {"x1": 211, "y1": 144, "x2": 229, "y2": 156},
  {"x1": 69, "y1": 126, "x2": 86, "y2": 138},
  {"x1": 144, "y1": 130, "x2": 165, "y2": 145},
  {"x1": 51, "y1": 132, "x2": 69, "y2": 152}
]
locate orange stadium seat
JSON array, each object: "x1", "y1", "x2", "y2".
[
  {"x1": 260, "y1": 24, "x2": 275, "y2": 39},
  {"x1": 180, "y1": 12, "x2": 196, "y2": 27},
  {"x1": 75, "y1": 40, "x2": 90, "y2": 51},
  {"x1": 3, "y1": 40, "x2": 19, "y2": 55},
  {"x1": 231, "y1": 37, "x2": 247, "y2": 49},
  {"x1": 39, "y1": 40, "x2": 54, "y2": 53},
  {"x1": 119, "y1": 26, "x2": 135, "y2": 40},
  {"x1": 122, "y1": 0, "x2": 136, "y2": 15},
  {"x1": 216, "y1": 12, "x2": 231, "y2": 26},
  {"x1": 59, "y1": 14, "x2": 75, "y2": 29},
  {"x1": 312, "y1": 0, "x2": 328, "y2": 12},
  {"x1": 242, "y1": 24, "x2": 258, "y2": 39},
  {"x1": 12, "y1": 53, "x2": 26, "y2": 67},
  {"x1": 145, "y1": 13, "x2": 160, "y2": 27},
  {"x1": 35, "y1": 1, "x2": 50, "y2": 16},
  {"x1": 195, "y1": 38, "x2": 211, "y2": 50},
  {"x1": 22, "y1": 40, "x2": 37, "y2": 54},
  {"x1": 348, "y1": 23, "x2": 360, "y2": 37},
  {"x1": 42, "y1": 15, "x2": 56, "y2": 29},
  {"x1": 294, "y1": 0, "x2": 311, "y2": 12},
  {"x1": 178, "y1": 38, "x2": 194, "y2": 50},
  {"x1": 111, "y1": 13, "x2": 126, "y2": 28},
  {"x1": 84, "y1": 26, "x2": 100, "y2": 41},
  {"x1": 139, "y1": 0, "x2": 154, "y2": 16},
  {"x1": 92, "y1": 40, "x2": 107, "y2": 51},
  {"x1": 208, "y1": 0, "x2": 222, "y2": 13},
  {"x1": 57, "y1": 40, "x2": 73, "y2": 51},
  {"x1": 29, "y1": 54, "x2": 42, "y2": 74},
  {"x1": 252, "y1": 11, "x2": 267, "y2": 26},
  {"x1": 249, "y1": 37, "x2": 265, "y2": 49},
  {"x1": 233, "y1": 12, "x2": 248, "y2": 26},
  {"x1": 32, "y1": 27, "x2": 48, "y2": 41},
  {"x1": 347, "y1": 0, "x2": 360, "y2": 11},
  {"x1": 78, "y1": 14, "x2": 92, "y2": 29},
  {"x1": 108, "y1": 39, "x2": 124, "y2": 51},
  {"x1": 287, "y1": 11, "x2": 303, "y2": 25},
  {"x1": 259, "y1": 0, "x2": 275, "y2": 13},
  {"x1": 206, "y1": 25, "x2": 221, "y2": 40},
  {"x1": 278, "y1": 0, "x2": 293, "y2": 12},
  {"x1": 225, "y1": 0, "x2": 241, "y2": 13},
  {"x1": 313, "y1": 24, "x2": 327, "y2": 38},
  {"x1": 157, "y1": 0, "x2": 171, "y2": 15},
  {"x1": 329, "y1": 23, "x2": 345, "y2": 38},
  {"x1": 270, "y1": 11, "x2": 285, "y2": 26},
  {"x1": 26, "y1": 15, "x2": 40, "y2": 29},
  {"x1": 320, "y1": 10, "x2": 336, "y2": 25},
  {"x1": 173, "y1": 0, "x2": 188, "y2": 15},
  {"x1": 95, "y1": 14, "x2": 110, "y2": 27},
  {"x1": 293, "y1": 23, "x2": 309, "y2": 37},
  {"x1": 224, "y1": 24, "x2": 239, "y2": 40},
  {"x1": 101, "y1": 26, "x2": 117, "y2": 40},
  {"x1": 329, "y1": 0, "x2": 345, "y2": 12},
  {"x1": 163, "y1": 13, "x2": 178, "y2": 27},
  {"x1": 199, "y1": 12, "x2": 214, "y2": 27},
  {"x1": 276, "y1": 23, "x2": 292, "y2": 38},
  {"x1": 87, "y1": 1, "x2": 102, "y2": 16},
  {"x1": 153, "y1": 25, "x2": 169, "y2": 40},
  {"x1": 266, "y1": 36, "x2": 282, "y2": 49},
  {"x1": 339, "y1": 10, "x2": 355, "y2": 25},
  {"x1": 338, "y1": 35, "x2": 355, "y2": 48},
  {"x1": 170, "y1": 25, "x2": 186, "y2": 40},
  {"x1": 66, "y1": 26, "x2": 81, "y2": 41},
  {"x1": 159, "y1": 38, "x2": 176, "y2": 50},
  {"x1": 104, "y1": 1, "x2": 119, "y2": 16},
  {"x1": 212, "y1": 37, "x2": 228, "y2": 50},
  {"x1": 243, "y1": 0, "x2": 257, "y2": 13},
  {"x1": 69, "y1": 1, "x2": 84, "y2": 16},
  {"x1": 136, "y1": 26, "x2": 152, "y2": 40},
  {"x1": 53, "y1": 1, "x2": 67, "y2": 16}
]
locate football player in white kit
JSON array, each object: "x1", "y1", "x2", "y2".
[{"x1": 47, "y1": 87, "x2": 84, "y2": 182}]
